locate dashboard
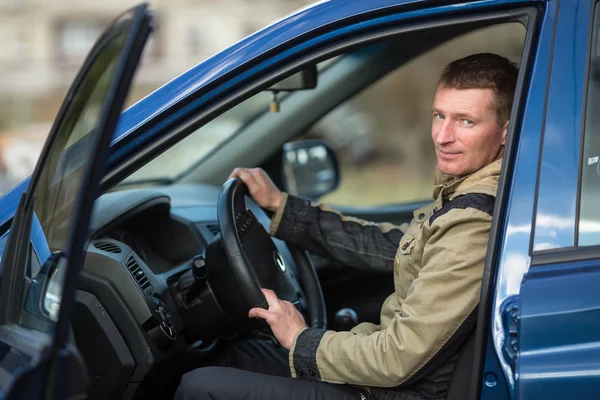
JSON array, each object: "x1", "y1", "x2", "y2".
[
  {"x1": 72, "y1": 182, "x2": 302, "y2": 400},
  {"x1": 74, "y1": 183, "x2": 231, "y2": 399}
]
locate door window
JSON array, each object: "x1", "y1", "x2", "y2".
[
  {"x1": 33, "y1": 48, "x2": 122, "y2": 254},
  {"x1": 13, "y1": 7, "x2": 151, "y2": 332},
  {"x1": 121, "y1": 91, "x2": 274, "y2": 185},
  {"x1": 309, "y1": 24, "x2": 525, "y2": 207},
  {"x1": 579, "y1": 5, "x2": 600, "y2": 246},
  {"x1": 0, "y1": 5, "x2": 151, "y2": 397}
]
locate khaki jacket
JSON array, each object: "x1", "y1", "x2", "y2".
[{"x1": 269, "y1": 159, "x2": 501, "y2": 396}]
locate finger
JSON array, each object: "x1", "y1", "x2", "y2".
[
  {"x1": 261, "y1": 288, "x2": 281, "y2": 311},
  {"x1": 239, "y1": 169, "x2": 261, "y2": 189},
  {"x1": 228, "y1": 167, "x2": 243, "y2": 180},
  {"x1": 248, "y1": 307, "x2": 271, "y2": 320}
]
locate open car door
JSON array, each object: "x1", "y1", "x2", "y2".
[{"x1": 0, "y1": 4, "x2": 153, "y2": 399}]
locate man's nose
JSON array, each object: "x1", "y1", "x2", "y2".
[{"x1": 435, "y1": 120, "x2": 455, "y2": 144}]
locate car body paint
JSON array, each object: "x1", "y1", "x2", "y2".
[{"x1": 4, "y1": 0, "x2": 600, "y2": 398}]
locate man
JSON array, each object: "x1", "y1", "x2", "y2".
[{"x1": 175, "y1": 53, "x2": 518, "y2": 400}]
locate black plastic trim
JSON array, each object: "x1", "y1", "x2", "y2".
[
  {"x1": 0, "y1": 217, "x2": 13, "y2": 237},
  {"x1": 0, "y1": 193, "x2": 32, "y2": 324},
  {"x1": 76, "y1": 270, "x2": 156, "y2": 382},
  {"x1": 92, "y1": 196, "x2": 170, "y2": 238},
  {"x1": 83, "y1": 247, "x2": 155, "y2": 323},
  {"x1": 72, "y1": 290, "x2": 134, "y2": 400},
  {"x1": 0, "y1": 325, "x2": 87, "y2": 399}
]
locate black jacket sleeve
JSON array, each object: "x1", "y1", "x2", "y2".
[{"x1": 269, "y1": 194, "x2": 406, "y2": 272}]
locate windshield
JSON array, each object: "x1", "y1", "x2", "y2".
[
  {"x1": 33, "y1": 19, "x2": 132, "y2": 251},
  {"x1": 119, "y1": 56, "x2": 344, "y2": 187},
  {"x1": 122, "y1": 91, "x2": 273, "y2": 184}
]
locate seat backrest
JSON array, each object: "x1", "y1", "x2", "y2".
[{"x1": 446, "y1": 330, "x2": 476, "y2": 400}]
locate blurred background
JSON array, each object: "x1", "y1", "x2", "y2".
[
  {"x1": 0, "y1": 0, "x2": 314, "y2": 195},
  {"x1": 0, "y1": 0, "x2": 524, "y2": 203}
]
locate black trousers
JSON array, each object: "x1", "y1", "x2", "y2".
[
  {"x1": 174, "y1": 340, "x2": 424, "y2": 400},
  {"x1": 174, "y1": 339, "x2": 372, "y2": 400}
]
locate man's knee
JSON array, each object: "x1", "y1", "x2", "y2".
[{"x1": 175, "y1": 366, "x2": 230, "y2": 400}]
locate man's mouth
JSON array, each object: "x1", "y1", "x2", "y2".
[{"x1": 437, "y1": 149, "x2": 461, "y2": 158}]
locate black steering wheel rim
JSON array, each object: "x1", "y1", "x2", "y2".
[{"x1": 217, "y1": 178, "x2": 327, "y2": 329}]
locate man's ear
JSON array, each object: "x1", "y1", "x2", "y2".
[{"x1": 501, "y1": 120, "x2": 509, "y2": 145}]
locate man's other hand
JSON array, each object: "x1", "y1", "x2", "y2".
[
  {"x1": 228, "y1": 168, "x2": 282, "y2": 212},
  {"x1": 248, "y1": 288, "x2": 307, "y2": 350}
]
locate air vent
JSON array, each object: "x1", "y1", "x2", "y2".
[
  {"x1": 206, "y1": 224, "x2": 220, "y2": 236},
  {"x1": 94, "y1": 241, "x2": 122, "y2": 254},
  {"x1": 126, "y1": 255, "x2": 151, "y2": 290}
]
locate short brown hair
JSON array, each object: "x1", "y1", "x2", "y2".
[{"x1": 437, "y1": 53, "x2": 518, "y2": 126}]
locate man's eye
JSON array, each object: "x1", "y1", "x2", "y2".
[
  {"x1": 434, "y1": 113, "x2": 444, "y2": 120},
  {"x1": 462, "y1": 119, "x2": 474, "y2": 126}
]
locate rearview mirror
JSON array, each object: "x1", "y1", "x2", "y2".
[
  {"x1": 268, "y1": 65, "x2": 317, "y2": 91},
  {"x1": 282, "y1": 140, "x2": 339, "y2": 200}
]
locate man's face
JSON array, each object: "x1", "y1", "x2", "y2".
[{"x1": 431, "y1": 87, "x2": 508, "y2": 176}]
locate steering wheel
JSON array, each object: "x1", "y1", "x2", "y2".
[{"x1": 214, "y1": 178, "x2": 327, "y2": 330}]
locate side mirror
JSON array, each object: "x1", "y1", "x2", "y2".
[
  {"x1": 43, "y1": 253, "x2": 67, "y2": 322},
  {"x1": 24, "y1": 251, "x2": 66, "y2": 324},
  {"x1": 268, "y1": 65, "x2": 317, "y2": 91},
  {"x1": 282, "y1": 140, "x2": 340, "y2": 200}
]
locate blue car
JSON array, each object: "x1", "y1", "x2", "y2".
[{"x1": 0, "y1": 0, "x2": 597, "y2": 398}]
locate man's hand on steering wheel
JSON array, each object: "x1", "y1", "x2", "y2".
[
  {"x1": 228, "y1": 168, "x2": 282, "y2": 212},
  {"x1": 249, "y1": 288, "x2": 308, "y2": 350},
  {"x1": 218, "y1": 167, "x2": 327, "y2": 335}
]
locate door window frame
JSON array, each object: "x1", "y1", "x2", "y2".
[
  {"x1": 100, "y1": 4, "x2": 540, "y2": 400},
  {"x1": 530, "y1": 0, "x2": 598, "y2": 267},
  {"x1": 531, "y1": 0, "x2": 596, "y2": 255},
  {"x1": 102, "y1": 4, "x2": 537, "y2": 190}
]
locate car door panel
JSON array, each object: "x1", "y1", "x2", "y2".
[
  {"x1": 0, "y1": 325, "x2": 88, "y2": 398},
  {"x1": 514, "y1": 1, "x2": 600, "y2": 398},
  {"x1": 0, "y1": 4, "x2": 153, "y2": 399},
  {"x1": 518, "y1": 259, "x2": 600, "y2": 399}
]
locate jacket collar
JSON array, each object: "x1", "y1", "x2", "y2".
[{"x1": 433, "y1": 158, "x2": 502, "y2": 201}]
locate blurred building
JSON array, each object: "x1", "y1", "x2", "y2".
[
  {"x1": 0, "y1": 0, "x2": 312, "y2": 98},
  {"x1": 0, "y1": 0, "x2": 312, "y2": 194}
]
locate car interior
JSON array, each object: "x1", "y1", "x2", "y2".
[{"x1": 29, "y1": 11, "x2": 529, "y2": 400}]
